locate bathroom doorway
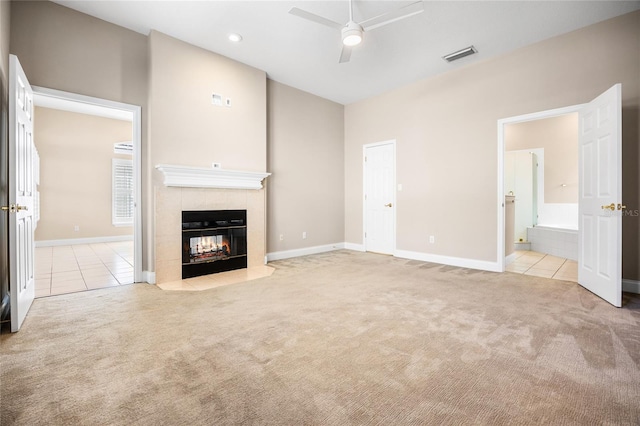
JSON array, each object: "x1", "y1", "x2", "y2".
[
  {"x1": 497, "y1": 104, "x2": 583, "y2": 280},
  {"x1": 498, "y1": 85, "x2": 624, "y2": 307},
  {"x1": 504, "y1": 112, "x2": 579, "y2": 260}
]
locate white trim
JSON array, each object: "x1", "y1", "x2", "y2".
[
  {"x1": 622, "y1": 279, "x2": 640, "y2": 295},
  {"x1": 142, "y1": 271, "x2": 156, "y2": 285},
  {"x1": 32, "y1": 86, "x2": 143, "y2": 283},
  {"x1": 395, "y1": 249, "x2": 501, "y2": 272},
  {"x1": 344, "y1": 242, "x2": 365, "y2": 252},
  {"x1": 363, "y1": 140, "x2": 396, "y2": 254},
  {"x1": 505, "y1": 252, "x2": 517, "y2": 266},
  {"x1": 266, "y1": 243, "x2": 345, "y2": 262},
  {"x1": 497, "y1": 104, "x2": 585, "y2": 273},
  {"x1": 35, "y1": 235, "x2": 133, "y2": 247},
  {"x1": 33, "y1": 92, "x2": 133, "y2": 121},
  {"x1": 155, "y1": 164, "x2": 271, "y2": 190}
]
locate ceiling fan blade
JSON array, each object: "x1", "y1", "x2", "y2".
[
  {"x1": 339, "y1": 45, "x2": 352, "y2": 63},
  {"x1": 360, "y1": 1, "x2": 424, "y2": 31},
  {"x1": 289, "y1": 7, "x2": 343, "y2": 30}
]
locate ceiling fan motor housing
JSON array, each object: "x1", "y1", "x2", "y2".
[{"x1": 342, "y1": 21, "x2": 363, "y2": 46}]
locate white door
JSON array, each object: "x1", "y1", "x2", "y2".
[
  {"x1": 8, "y1": 55, "x2": 35, "y2": 331},
  {"x1": 578, "y1": 84, "x2": 622, "y2": 307},
  {"x1": 364, "y1": 142, "x2": 395, "y2": 254}
]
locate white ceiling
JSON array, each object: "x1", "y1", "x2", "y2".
[{"x1": 52, "y1": 0, "x2": 640, "y2": 105}]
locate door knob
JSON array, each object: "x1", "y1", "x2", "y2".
[
  {"x1": 618, "y1": 204, "x2": 626, "y2": 210},
  {"x1": 601, "y1": 203, "x2": 615, "y2": 211},
  {"x1": 1, "y1": 204, "x2": 27, "y2": 213},
  {"x1": 384, "y1": 203, "x2": 393, "y2": 207}
]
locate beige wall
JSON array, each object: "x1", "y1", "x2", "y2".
[
  {"x1": 148, "y1": 30, "x2": 266, "y2": 172},
  {"x1": 344, "y1": 11, "x2": 640, "y2": 279},
  {"x1": 34, "y1": 107, "x2": 133, "y2": 241},
  {"x1": 9, "y1": 0, "x2": 150, "y2": 266},
  {"x1": 9, "y1": 1, "x2": 147, "y2": 110},
  {"x1": 505, "y1": 113, "x2": 579, "y2": 204},
  {"x1": 267, "y1": 80, "x2": 344, "y2": 253}
]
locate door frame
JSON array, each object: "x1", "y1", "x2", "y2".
[
  {"x1": 362, "y1": 139, "x2": 396, "y2": 254},
  {"x1": 32, "y1": 86, "x2": 143, "y2": 283},
  {"x1": 497, "y1": 104, "x2": 584, "y2": 272}
]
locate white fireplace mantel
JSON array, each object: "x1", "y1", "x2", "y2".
[{"x1": 155, "y1": 164, "x2": 271, "y2": 190}]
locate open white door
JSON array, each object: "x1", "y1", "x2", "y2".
[
  {"x1": 7, "y1": 55, "x2": 35, "y2": 331},
  {"x1": 364, "y1": 141, "x2": 395, "y2": 254},
  {"x1": 578, "y1": 84, "x2": 622, "y2": 307}
]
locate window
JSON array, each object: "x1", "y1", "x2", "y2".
[{"x1": 112, "y1": 158, "x2": 134, "y2": 226}]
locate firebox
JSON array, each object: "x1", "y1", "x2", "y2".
[{"x1": 182, "y1": 210, "x2": 247, "y2": 279}]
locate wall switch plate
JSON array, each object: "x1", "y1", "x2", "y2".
[
  {"x1": 429, "y1": 235, "x2": 435, "y2": 244},
  {"x1": 212, "y1": 93, "x2": 223, "y2": 106},
  {"x1": 397, "y1": 184, "x2": 403, "y2": 191},
  {"x1": 302, "y1": 231, "x2": 307, "y2": 239},
  {"x1": 225, "y1": 98, "x2": 232, "y2": 107}
]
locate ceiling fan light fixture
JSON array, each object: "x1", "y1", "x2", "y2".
[{"x1": 342, "y1": 22, "x2": 363, "y2": 46}]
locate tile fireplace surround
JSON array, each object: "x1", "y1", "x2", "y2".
[{"x1": 154, "y1": 166, "x2": 269, "y2": 284}]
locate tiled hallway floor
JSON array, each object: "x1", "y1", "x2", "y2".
[
  {"x1": 35, "y1": 241, "x2": 134, "y2": 298},
  {"x1": 506, "y1": 250, "x2": 578, "y2": 283}
]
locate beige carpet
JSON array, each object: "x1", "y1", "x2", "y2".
[{"x1": 1, "y1": 250, "x2": 639, "y2": 425}]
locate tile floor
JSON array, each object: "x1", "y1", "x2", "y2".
[
  {"x1": 505, "y1": 250, "x2": 578, "y2": 282},
  {"x1": 35, "y1": 241, "x2": 134, "y2": 298}
]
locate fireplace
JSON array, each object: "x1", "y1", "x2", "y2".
[{"x1": 182, "y1": 210, "x2": 247, "y2": 279}]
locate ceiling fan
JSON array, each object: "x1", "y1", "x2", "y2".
[{"x1": 289, "y1": 0, "x2": 424, "y2": 63}]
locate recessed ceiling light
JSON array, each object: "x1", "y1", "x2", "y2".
[{"x1": 228, "y1": 33, "x2": 243, "y2": 43}]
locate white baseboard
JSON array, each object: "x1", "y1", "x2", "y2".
[
  {"x1": 505, "y1": 252, "x2": 517, "y2": 266},
  {"x1": 343, "y1": 242, "x2": 365, "y2": 252},
  {"x1": 266, "y1": 243, "x2": 345, "y2": 262},
  {"x1": 394, "y1": 249, "x2": 501, "y2": 272},
  {"x1": 142, "y1": 271, "x2": 156, "y2": 285},
  {"x1": 622, "y1": 279, "x2": 640, "y2": 294},
  {"x1": 36, "y1": 235, "x2": 133, "y2": 247}
]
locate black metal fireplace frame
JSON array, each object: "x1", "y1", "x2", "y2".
[{"x1": 181, "y1": 210, "x2": 247, "y2": 279}]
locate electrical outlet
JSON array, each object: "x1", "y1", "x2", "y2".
[
  {"x1": 429, "y1": 235, "x2": 435, "y2": 244},
  {"x1": 279, "y1": 234, "x2": 284, "y2": 241},
  {"x1": 74, "y1": 225, "x2": 80, "y2": 232},
  {"x1": 225, "y1": 98, "x2": 232, "y2": 107},
  {"x1": 212, "y1": 162, "x2": 222, "y2": 169},
  {"x1": 302, "y1": 231, "x2": 307, "y2": 239}
]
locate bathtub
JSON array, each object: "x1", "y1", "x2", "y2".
[{"x1": 527, "y1": 225, "x2": 578, "y2": 261}]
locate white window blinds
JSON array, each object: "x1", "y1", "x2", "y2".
[{"x1": 112, "y1": 159, "x2": 134, "y2": 226}]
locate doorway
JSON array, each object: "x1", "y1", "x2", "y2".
[
  {"x1": 497, "y1": 84, "x2": 624, "y2": 307},
  {"x1": 363, "y1": 140, "x2": 396, "y2": 255},
  {"x1": 497, "y1": 104, "x2": 584, "y2": 273},
  {"x1": 31, "y1": 87, "x2": 142, "y2": 297}
]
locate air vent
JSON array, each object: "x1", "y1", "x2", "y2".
[{"x1": 443, "y1": 45, "x2": 477, "y2": 62}]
